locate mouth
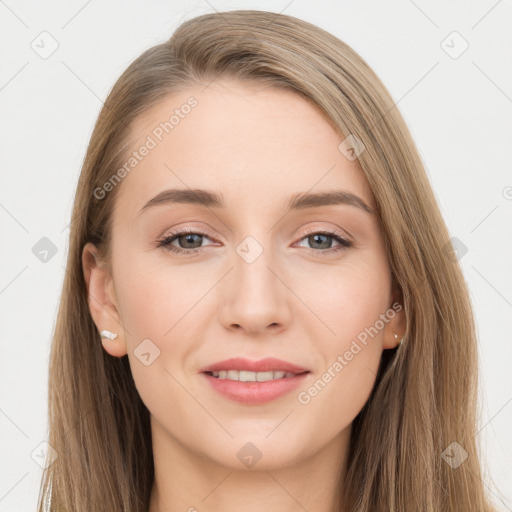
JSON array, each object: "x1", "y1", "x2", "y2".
[
  {"x1": 198, "y1": 356, "x2": 310, "y2": 375},
  {"x1": 199, "y1": 357, "x2": 311, "y2": 404},
  {"x1": 201, "y1": 369, "x2": 311, "y2": 405},
  {"x1": 203, "y1": 369, "x2": 309, "y2": 382}
]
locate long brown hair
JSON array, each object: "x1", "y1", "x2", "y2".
[{"x1": 38, "y1": 9, "x2": 497, "y2": 511}]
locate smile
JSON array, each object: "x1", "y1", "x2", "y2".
[
  {"x1": 202, "y1": 371, "x2": 311, "y2": 405},
  {"x1": 206, "y1": 370, "x2": 302, "y2": 381}
]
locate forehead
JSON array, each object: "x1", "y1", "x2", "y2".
[{"x1": 113, "y1": 79, "x2": 375, "y2": 219}]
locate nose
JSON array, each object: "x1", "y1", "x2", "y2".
[{"x1": 219, "y1": 244, "x2": 292, "y2": 336}]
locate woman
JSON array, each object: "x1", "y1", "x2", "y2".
[{"x1": 38, "y1": 9, "x2": 497, "y2": 512}]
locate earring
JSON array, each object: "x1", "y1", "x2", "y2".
[
  {"x1": 100, "y1": 329, "x2": 118, "y2": 341},
  {"x1": 393, "y1": 332, "x2": 403, "y2": 345}
]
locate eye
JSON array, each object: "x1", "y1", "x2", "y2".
[
  {"x1": 294, "y1": 227, "x2": 352, "y2": 255},
  {"x1": 157, "y1": 228, "x2": 215, "y2": 255},
  {"x1": 157, "y1": 226, "x2": 352, "y2": 256}
]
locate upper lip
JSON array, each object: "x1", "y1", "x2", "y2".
[{"x1": 199, "y1": 357, "x2": 310, "y2": 374}]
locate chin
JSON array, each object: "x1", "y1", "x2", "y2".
[{"x1": 201, "y1": 435, "x2": 304, "y2": 471}]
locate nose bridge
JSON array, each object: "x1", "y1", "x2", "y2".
[
  {"x1": 220, "y1": 230, "x2": 290, "y2": 333},
  {"x1": 233, "y1": 231, "x2": 281, "y2": 302},
  {"x1": 234, "y1": 236, "x2": 276, "y2": 295}
]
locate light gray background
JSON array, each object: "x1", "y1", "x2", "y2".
[{"x1": 0, "y1": 1, "x2": 511, "y2": 510}]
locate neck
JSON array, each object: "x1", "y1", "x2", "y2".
[{"x1": 148, "y1": 417, "x2": 351, "y2": 512}]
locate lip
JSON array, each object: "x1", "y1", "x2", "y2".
[
  {"x1": 201, "y1": 371, "x2": 311, "y2": 405},
  {"x1": 199, "y1": 358, "x2": 311, "y2": 405},
  {"x1": 198, "y1": 357, "x2": 309, "y2": 374}
]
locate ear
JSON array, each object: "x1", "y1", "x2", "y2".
[
  {"x1": 82, "y1": 242, "x2": 127, "y2": 357},
  {"x1": 382, "y1": 283, "x2": 407, "y2": 350}
]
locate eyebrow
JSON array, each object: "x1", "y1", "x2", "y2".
[{"x1": 138, "y1": 188, "x2": 375, "y2": 215}]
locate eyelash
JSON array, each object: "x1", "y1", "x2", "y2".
[{"x1": 157, "y1": 226, "x2": 352, "y2": 257}]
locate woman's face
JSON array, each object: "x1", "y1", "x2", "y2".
[{"x1": 84, "y1": 79, "x2": 405, "y2": 470}]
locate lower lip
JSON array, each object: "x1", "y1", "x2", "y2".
[{"x1": 201, "y1": 372, "x2": 310, "y2": 405}]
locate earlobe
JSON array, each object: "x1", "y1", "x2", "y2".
[
  {"x1": 82, "y1": 242, "x2": 128, "y2": 357},
  {"x1": 100, "y1": 329, "x2": 118, "y2": 341},
  {"x1": 383, "y1": 300, "x2": 407, "y2": 349},
  {"x1": 383, "y1": 317, "x2": 406, "y2": 350},
  {"x1": 383, "y1": 284, "x2": 407, "y2": 349}
]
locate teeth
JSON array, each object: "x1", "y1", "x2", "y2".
[{"x1": 210, "y1": 370, "x2": 295, "y2": 382}]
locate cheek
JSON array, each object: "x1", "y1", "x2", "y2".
[
  {"x1": 113, "y1": 249, "x2": 203, "y2": 341},
  {"x1": 297, "y1": 345, "x2": 382, "y2": 446},
  {"x1": 296, "y1": 285, "x2": 386, "y2": 441},
  {"x1": 112, "y1": 252, "x2": 200, "y2": 415},
  {"x1": 293, "y1": 257, "x2": 389, "y2": 419},
  {"x1": 112, "y1": 249, "x2": 216, "y2": 387},
  {"x1": 295, "y1": 253, "x2": 391, "y2": 344}
]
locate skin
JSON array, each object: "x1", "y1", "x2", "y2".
[{"x1": 83, "y1": 79, "x2": 406, "y2": 512}]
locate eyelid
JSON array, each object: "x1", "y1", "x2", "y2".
[
  {"x1": 160, "y1": 224, "x2": 217, "y2": 240},
  {"x1": 296, "y1": 224, "x2": 352, "y2": 243},
  {"x1": 156, "y1": 225, "x2": 219, "y2": 253},
  {"x1": 157, "y1": 223, "x2": 353, "y2": 255},
  {"x1": 160, "y1": 224, "x2": 350, "y2": 243}
]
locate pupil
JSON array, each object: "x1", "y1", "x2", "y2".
[
  {"x1": 181, "y1": 234, "x2": 202, "y2": 248},
  {"x1": 176, "y1": 233, "x2": 333, "y2": 250},
  {"x1": 310, "y1": 234, "x2": 330, "y2": 249}
]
